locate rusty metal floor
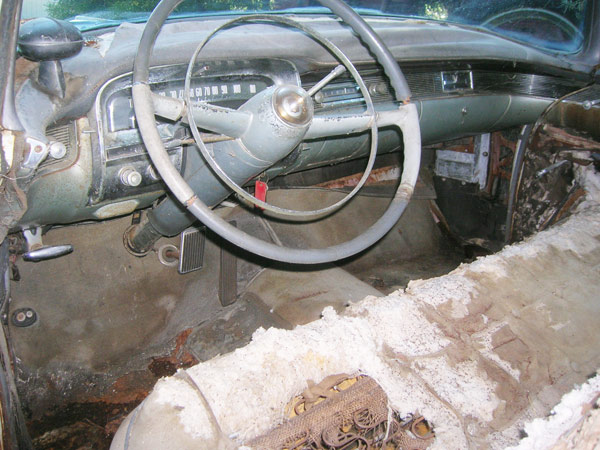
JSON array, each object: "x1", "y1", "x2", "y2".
[
  {"x1": 7, "y1": 189, "x2": 461, "y2": 448},
  {"x1": 111, "y1": 204, "x2": 600, "y2": 450}
]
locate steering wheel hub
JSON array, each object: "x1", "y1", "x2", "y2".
[{"x1": 273, "y1": 85, "x2": 313, "y2": 126}]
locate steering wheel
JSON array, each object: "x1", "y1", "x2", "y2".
[{"x1": 132, "y1": 0, "x2": 421, "y2": 265}]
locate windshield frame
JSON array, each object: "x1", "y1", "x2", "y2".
[{"x1": 18, "y1": 0, "x2": 600, "y2": 68}]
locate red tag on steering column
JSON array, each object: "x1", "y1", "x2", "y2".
[{"x1": 255, "y1": 180, "x2": 268, "y2": 210}]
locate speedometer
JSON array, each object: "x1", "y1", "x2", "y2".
[
  {"x1": 155, "y1": 75, "x2": 271, "y2": 103},
  {"x1": 107, "y1": 75, "x2": 273, "y2": 133}
]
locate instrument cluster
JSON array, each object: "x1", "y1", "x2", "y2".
[{"x1": 93, "y1": 59, "x2": 298, "y2": 203}]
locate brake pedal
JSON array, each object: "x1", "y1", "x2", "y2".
[{"x1": 178, "y1": 227, "x2": 205, "y2": 274}]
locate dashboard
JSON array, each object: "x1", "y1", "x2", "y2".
[{"x1": 13, "y1": 16, "x2": 592, "y2": 229}]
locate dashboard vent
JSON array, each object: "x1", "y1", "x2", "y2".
[
  {"x1": 46, "y1": 123, "x2": 73, "y2": 149},
  {"x1": 302, "y1": 68, "x2": 394, "y2": 111},
  {"x1": 42, "y1": 123, "x2": 75, "y2": 167},
  {"x1": 404, "y1": 72, "x2": 441, "y2": 97}
]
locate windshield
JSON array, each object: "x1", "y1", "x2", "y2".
[{"x1": 21, "y1": 0, "x2": 589, "y2": 53}]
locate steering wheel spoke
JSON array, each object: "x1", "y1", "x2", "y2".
[
  {"x1": 305, "y1": 112, "x2": 373, "y2": 140},
  {"x1": 188, "y1": 101, "x2": 251, "y2": 139},
  {"x1": 151, "y1": 92, "x2": 186, "y2": 121},
  {"x1": 376, "y1": 106, "x2": 416, "y2": 128},
  {"x1": 306, "y1": 105, "x2": 415, "y2": 140},
  {"x1": 151, "y1": 92, "x2": 251, "y2": 138}
]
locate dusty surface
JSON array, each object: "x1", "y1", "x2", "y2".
[
  {"x1": 111, "y1": 186, "x2": 600, "y2": 449},
  {"x1": 507, "y1": 374, "x2": 600, "y2": 450},
  {"x1": 9, "y1": 189, "x2": 454, "y2": 447},
  {"x1": 244, "y1": 266, "x2": 382, "y2": 325},
  {"x1": 10, "y1": 215, "x2": 221, "y2": 420}
]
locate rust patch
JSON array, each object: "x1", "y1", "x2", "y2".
[
  {"x1": 486, "y1": 131, "x2": 517, "y2": 194},
  {"x1": 434, "y1": 136, "x2": 475, "y2": 154},
  {"x1": 14, "y1": 58, "x2": 37, "y2": 87},
  {"x1": 148, "y1": 359, "x2": 178, "y2": 378},
  {"x1": 90, "y1": 371, "x2": 155, "y2": 405},
  {"x1": 33, "y1": 420, "x2": 110, "y2": 450},
  {"x1": 148, "y1": 328, "x2": 198, "y2": 378},
  {"x1": 36, "y1": 371, "x2": 158, "y2": 443},
  {"x1": 29, "y1": 399, "x2": 142, "y2": 450},
  {"x1": 84, "y1": 38, "x2": 99, "y2": 47},
  {"x1": 185, "y1": 195, "x2": 198, "y2": 208},
  {"x1": 315, "y1": 165, "x2": 400, "y2": 189},
  {"x1": 27, "y1": 330, "x2": 199, "y2": 449}
]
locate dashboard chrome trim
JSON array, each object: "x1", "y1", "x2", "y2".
[{"x1": 304, "y1": 66, "x2": 585, "y2": 111}]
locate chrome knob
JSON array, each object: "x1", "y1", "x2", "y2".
[
  {"x1": 49, "y1": 141, "x2": 67, "y2": 159},
  {"x1": 119, "y1": 167, "x2": 142, "y2": 187}
]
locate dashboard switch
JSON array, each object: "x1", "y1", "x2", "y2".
[{"x1": 119, "y1": 167, "x2": 142, "y2": 187}]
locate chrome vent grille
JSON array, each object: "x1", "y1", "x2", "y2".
[
  {"x1": 46, "y1": 123, "x2": 73, "y2": 149},
  {"x1": 405, "y1": 72, "x2": 442, "y2": 97},
  {"x1": 472, "y1": 72, "x2": 579, "y2": 98},
  {"x1": 42, "y1": 123, "x2": 75, "y2": 167}
]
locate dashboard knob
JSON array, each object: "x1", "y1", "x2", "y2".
[
  {"x1": 49, "y1": 141, "x2": 67, "y2": 159},
  {"x1": 119, "y1": 167, "x2": 142, "y2": 187},
  {"x1": 369, "y1": 82, "x2": 388, "y2": 96},
  {"x1": 146, "y1": 165, "x2": 160, "y2": 181}
]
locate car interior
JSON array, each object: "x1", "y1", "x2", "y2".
[{"x1": 0, "y1": 0, "x2": 599, "y2": 448}]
